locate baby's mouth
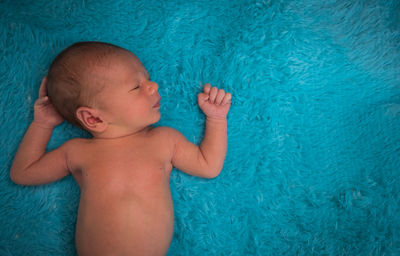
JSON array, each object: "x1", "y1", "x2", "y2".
[{"x1": 153, "y1": 98, "x2": 161, "y2": 108}]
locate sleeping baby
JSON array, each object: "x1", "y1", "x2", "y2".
[{"x1": 10, "y1": 41, "x2": 231, "y2": 256}]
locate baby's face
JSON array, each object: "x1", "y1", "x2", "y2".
[{"x1": 92, "y1": 51, "x2": 161, "y2": 132}]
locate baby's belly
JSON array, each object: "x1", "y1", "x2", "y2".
[{"x1": 75, "y1": 183, "x2": 174, "y2": 256}]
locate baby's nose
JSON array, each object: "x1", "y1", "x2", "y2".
[{"x1": 147, "y1": 81, "x2": 158, "y2": 95}]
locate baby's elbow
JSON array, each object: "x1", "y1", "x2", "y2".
[
  {"x1": 206, "y1": 172, "x2": 220, "y2": 179},
  {"x1": 203, "y1": 167, "x2": 222, "y2": 179},
  {"x1": 10, "y1": 171, "x2": 24, "y2": 185},
  {"x1": 10, "y1": 167, "x2": 31, "y2": 185}
]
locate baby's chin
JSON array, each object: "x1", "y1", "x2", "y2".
[
  {"x1": 154, "y1": 112, "x2": 161, "y2": 123},
  {"x1": 149, "y1": 111, "x2": 161, "y2": 125}
]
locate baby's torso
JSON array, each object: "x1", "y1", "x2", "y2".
[{"x1": 67, "y1": 127, "x2": 175, "y2": 256}]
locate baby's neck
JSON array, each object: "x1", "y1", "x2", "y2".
[{"x1": 90, "y1": 126, "x2": 153, "y2": 141}]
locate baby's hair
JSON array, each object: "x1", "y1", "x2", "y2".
[{"x1": 46, "y1": 41, "x2": 127, "y2": 130}]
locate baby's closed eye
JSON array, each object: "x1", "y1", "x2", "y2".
[{"x1": 130, "y1": 85, "x2": 140, "y2": 91}]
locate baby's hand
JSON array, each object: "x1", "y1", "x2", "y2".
[
  {"x1": 198, "y1": 84, "x2": 231, "y2": 120},
  {"x1": 33, "y1": 77, "x2": 64, "y2": 128}
]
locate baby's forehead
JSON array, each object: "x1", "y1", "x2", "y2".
[
  {"x1": 86, "y1": 52, "x2": 147, "y2": 86},
  {"x1": 100, "y1": 51, "x2": 143, "y2": 71}
]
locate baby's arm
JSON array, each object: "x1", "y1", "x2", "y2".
[
  {"x1": 171, "y1": 84, "x2": 231, "y2": 178},
  {"x1": 10, "y1": 77, "x2": 69, "y2": 185}
]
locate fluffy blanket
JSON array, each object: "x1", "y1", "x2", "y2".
[{"x1": 1, "y1": 0, "x2": 399, "y2": 255}]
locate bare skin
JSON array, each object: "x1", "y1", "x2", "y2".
[{"x1": 10, "y1": 51, "x2": 231, "y2": 256}]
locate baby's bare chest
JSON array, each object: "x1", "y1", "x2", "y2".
[{"x1": 71, "y1": 138, "x2": 173, "y2": 193}]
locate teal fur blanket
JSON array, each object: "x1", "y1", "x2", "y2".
[{"x1": 1, "y1": 0, "x2": 399, "y2": 255}]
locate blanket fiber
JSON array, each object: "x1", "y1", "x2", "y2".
[{"x1": 1, "y1": 0, "x2": 399, "y2": 255}]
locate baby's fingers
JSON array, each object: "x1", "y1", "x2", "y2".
[
  {"x1": 203, "y1": 83, "x2": 211, "y2": 94},
  {"x1": 209, "y1": 86, "x2": 219, "y2": 103},
  {"x1": 198, "y1": 92, "x2": 209, "y2": 103},
  {"x1": 35, "y1": 96, "x2": 49, "y2": 107},
  {"x1": 215, "y1": 89, "x2": 225, "y2": 105},
  {"x1": 222, "y1": 92, "x2": 232, "y2": 105},
  {"x1": 38, "y1": 76, "x2": 48, "y2": 98}
]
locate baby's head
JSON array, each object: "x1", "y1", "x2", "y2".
[
  {"x1": 47, "y1": 41, "x2": 122, "y2": 129},
  {"x1": 47, "y1": 41, "x2": 160, "y2": 137}
]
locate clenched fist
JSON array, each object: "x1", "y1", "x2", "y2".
[
  {"x1": 33, "y1": 77, "x2": 64, "y2": 128},
  {"x1": 198, "y1": 84, "x2": 231, "y2": 120}
]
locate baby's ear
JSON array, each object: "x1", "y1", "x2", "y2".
[{"x1": 76, "y1": 107, "x2": 108, "y2": 133}]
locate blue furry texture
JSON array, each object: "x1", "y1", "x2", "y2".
[{"x1": 1, "y1": 0, "x2": 399, "y2": 255}]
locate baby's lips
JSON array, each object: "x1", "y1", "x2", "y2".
[{"x1": 153, "y1": 98, "x2": 161, "y2": 108}]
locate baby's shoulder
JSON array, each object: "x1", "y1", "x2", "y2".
[
  {"x1": 150, "y1": 126, "x2": 187, "y2": 148},
  {"x1": 150, "y1": 126, "x2": 181, "y2": 138},
  {"x1": 61, "y1": 137, "x2": 92, "y2": 153}
]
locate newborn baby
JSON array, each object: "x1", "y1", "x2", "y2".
[{"x1": 10, "y1": 42, "x2": 231, "y2": 256}]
